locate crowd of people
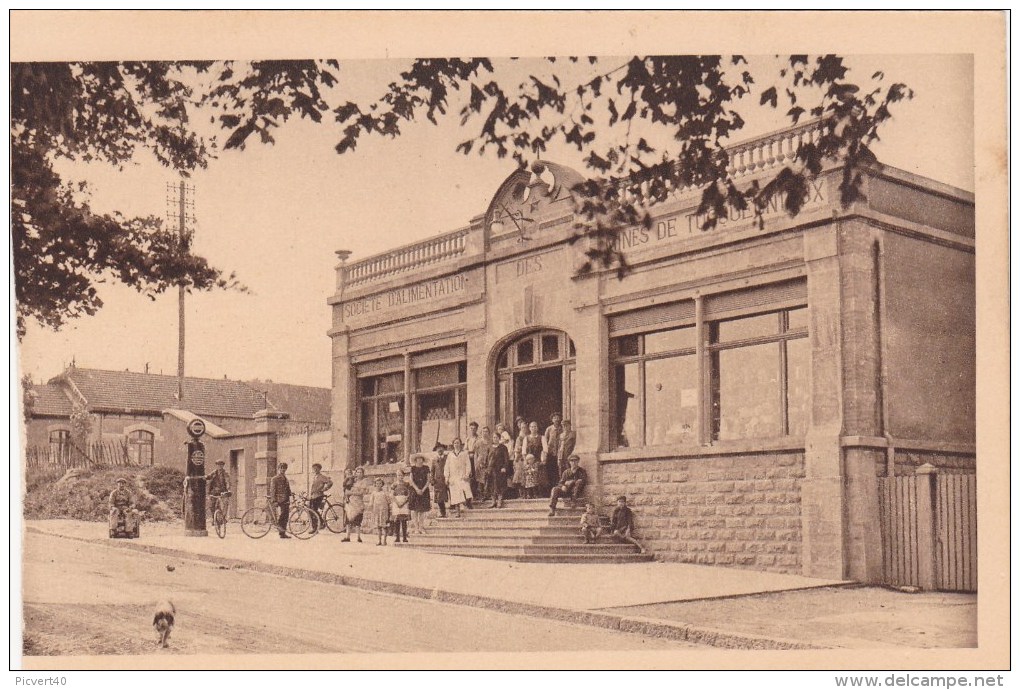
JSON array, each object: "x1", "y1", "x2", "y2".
[{"x1": 110, "y1": 412, "x2": 643, "y2": 552}]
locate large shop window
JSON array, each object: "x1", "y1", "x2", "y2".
[
  {"x1": 356, "y1": 346, "x2": 467, "y2": 465},
  {"x1": 709, "y1": 307, "x2": 809, "y2": 440},
  {"x1": 610, "y1": 279, "x2": 808, "y2": 449}
]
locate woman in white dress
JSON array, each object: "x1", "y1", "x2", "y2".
[{"x1": 444, "y1": 437, "x2": 473, "y2": 518}]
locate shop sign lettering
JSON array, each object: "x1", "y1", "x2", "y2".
[
  {"x1": 615, "y1": 180, "x2": 827, "y2": 252},
  {"x1": 342, "y1": 274, "x2": 467, "y2": 321}
]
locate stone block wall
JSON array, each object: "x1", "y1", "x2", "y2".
[{"x1": 599, "y1": 451, "x2": 805, "y2": 574}]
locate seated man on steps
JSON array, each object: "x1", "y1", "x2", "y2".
[{"x1": 548, "y1": 455, "x2": 586, "y2": 516}]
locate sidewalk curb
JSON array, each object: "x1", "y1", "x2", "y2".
[{"x1": 28, "y1": 526, "x2": 822, "y2": 651}]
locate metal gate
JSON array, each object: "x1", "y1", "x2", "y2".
[{"x1": 878, "y1": 465, "x2": 976, "y2": 592}]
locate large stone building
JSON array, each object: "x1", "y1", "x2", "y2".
[{"x1": 327, "y1": 121, "x2": 975, "y2": 582}]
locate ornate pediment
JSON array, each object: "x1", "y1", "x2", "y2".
[{"x1": 484, "y1": 161, "x2": 583, "y2": 243}]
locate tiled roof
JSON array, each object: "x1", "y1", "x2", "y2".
[
  {"x1": 246, "y1": 380, "x2": 331, "y2": 425},
  {"x1": 29, "y1": 382, "x2": 74, "y2": 416},
  {"x1": 56, "y1": 368, "x2": 270, "y2": 419}
]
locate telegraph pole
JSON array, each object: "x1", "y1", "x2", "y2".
[{"x1": 168, "y1": 180, "x2": 195, "y2": 403}]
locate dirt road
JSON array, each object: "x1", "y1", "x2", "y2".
[{"x1": 22, "y1": 531, "x2": 698, "y2": 656}]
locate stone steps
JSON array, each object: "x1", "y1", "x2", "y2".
[{"x1": 398, "y1": 499, "x2": 650, "y2": 564}]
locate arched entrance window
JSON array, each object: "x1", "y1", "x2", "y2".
[
  {"x1": 495, "y1": 330, "x2": 576, "y2": 430},
  {"x1": 127, "y1": 429, "x2": 154, "y2": 465}
]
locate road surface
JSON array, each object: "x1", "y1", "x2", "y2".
[{"x1": 22, "y1": 531, "x2": 700, "y2": 656}]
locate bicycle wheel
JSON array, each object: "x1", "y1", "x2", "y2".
[
  {"x1": 214, "y1": 508, "x2": 226, "y2": 539},
  {"x1": 288, "y1": 507, "x2": 315, "y2": 539},
  {"x1": 241, "y1": 507, "x2": 274, "y2": 539},
  {"x1": 323, "y1": 504, "x2": 345, "y2": 533}
]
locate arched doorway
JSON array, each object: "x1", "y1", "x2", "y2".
[{"x1": 494, "y1": 330, "x2": 576, "y2": 430}]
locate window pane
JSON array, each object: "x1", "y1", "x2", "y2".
[
  {"x1": 614, "y1": 363, "x2": 641, "y2": 448},
  {"x1": 379, "y1": 396, "x2": 404, "y2": 463},
  {"x1": 787, "y1": 307, "x2": 808, "y2": 332},
  {"x1": 517, "y1": 338, "x2": 534, "y2": 365},
  {"x1": 645, "y1": 326, "x2": 696, "y2": 354},
  {"x1": 497, "y1": 350, "x2": 509, "y2": 370},
  {"x1": 716, "y1": 313, "x2": 781, "y2": 342},
  {"x1": 714, "y1": 342, "x2": 782, "y2": 440},
  {"x1": 417, "y1": 390, "x2": 456, "y2": 452},
  {"x1": 645, "y1": 355, "x2": 699, "y2": 446},
  {"x1": 614, "y1": 335, "x2": 640, "y2": 358},
  {"x1": 541, "y1": 334, "x2": 560, "y2": 361},
  {"x1": 360, "y1": 402, "x2": 376, "y2": 465},
  {"x1": 568, "y1": 339, "x2": 576, "y2": 358},
  {"x1": 415, "y1": 363, "x2": 460, "y2": 389},
  {"x1": 376, "y1": 372, "x2": 404, "y2": 395},
  {"x1": 786, "y1": 336, "x2": 810, "y2": 435}
]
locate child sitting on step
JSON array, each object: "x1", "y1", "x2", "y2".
[{"x1": 580, "y1": 502, "x2": 600, "y2": 544}]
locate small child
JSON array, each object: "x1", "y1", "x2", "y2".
[
  {"x1": 523, "y1": 454, "x2": 540, "y2": 499},
  {"x1": 366, "y1": 478, "x2": 391, "y2": 546},
  {"x1": 390, "y1": 468, "x2": 412, "y2": 544},
  {"x1": 580, "y1": 502, "x2": 600, "y2": 544}
]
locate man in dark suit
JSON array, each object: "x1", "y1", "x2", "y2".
[{"x1": 270, "y1": 462, "x2": 293, "y2": 538}]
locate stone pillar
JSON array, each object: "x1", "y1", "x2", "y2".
[
  {"x1": 837, "y1": 221, "x2": 885, "y2": 583},
  {"x1": 570, "y1": 274, "x2": 604, "y2": 506},
  {"x1": 800, "y1": 224, "x2": 848, "y2": 579},
  {"x1": 331, "y1": 328, "x2": 354, "y2": 470},
  {"x1": 254, "y1": 409, "x2": 288, "y2": 500}
]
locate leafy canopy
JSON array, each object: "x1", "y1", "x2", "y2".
[{"x1": 11, "y1": 56, "x2": 911, "y2": 335}]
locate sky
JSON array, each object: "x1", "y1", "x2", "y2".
[{"x1": 14, "y1": 54, "x2": 974, "y2": 389}]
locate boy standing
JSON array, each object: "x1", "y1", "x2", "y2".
[
  {"x1": 308, "y1": 463, "x2": 333, "y2": 533},
  {"x1": 270, "y1": 462, "x2": 293, "y2": 539}
]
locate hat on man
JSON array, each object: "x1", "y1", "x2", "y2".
[
  {"x1": 215, "y1": 459, "x2": 225, "y2": 466},
  {"x1": 115, "y1": 477, "x2": 128, "y2": 484},
  {"x1": 616, "y1": 495, "x2": 627, "y2": 502},
  {"x1": 568, "y1": 454, "x2": 580, "y2": 463}
]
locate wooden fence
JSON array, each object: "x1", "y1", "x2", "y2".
[
  {"x1": 878, "y1": 464, "x2": 977, "y2": 592},
  {"x1": 25, "y1": 439, "x2": 138, "y2": 471}
]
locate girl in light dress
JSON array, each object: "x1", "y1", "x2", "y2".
[
  {"x1": 523, "y1": 454, "x2": 541, "y2": 499},
  {"x1": 366, "y1": 477, "x2": 391, "y2": 546},
  {"x1": 524, "y1": 421, "x2": 545, "y2": 494}
]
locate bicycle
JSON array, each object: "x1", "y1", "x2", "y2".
[
  {"x1": 240, "y1": 495, "x2": 315, "y2": 540},
  {"x1": 309, "y1": 492, "x2": 346, "y2": 534},
  {"x1": 211, "y1": 491, "x2": 232, "y2": 539}
]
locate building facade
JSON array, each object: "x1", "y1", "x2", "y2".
[{"x1": 327, "y1": 122, "x2": 975, "y2": 581}]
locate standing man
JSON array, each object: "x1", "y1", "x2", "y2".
[
  {"x1": 464, "y1": 421, "x2": 480, "y2": 506},
  {"x1": 542, "y1": 413, "x2": 564, "y2": 488},
  {"x1": 205, "y1": 459, "x2": 231, "y2": 518},
  {"x1": 308, "y1": 463, "x2": 333, "y2": 533},
  {"x1": 270, "y1": 462, "x2": 293, "y2": 539},
  {"x1": 557, "y1": 420, "x2": 576, "y2": 476},
  {"x1": 473, "y1": 425, "x2": 493, "y2": 503}
]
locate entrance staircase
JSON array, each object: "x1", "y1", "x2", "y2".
[{"x1": 395, "y1": 498, "x2": 653, "y2": 563}]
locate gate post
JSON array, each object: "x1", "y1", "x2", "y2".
[{"x1": 915, "y1": 463, "x2": 938, "y2": 590}]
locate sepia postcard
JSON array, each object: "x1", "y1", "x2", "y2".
[{"x1": 9, "y1": 10, "x2": 1009, "y2": 674}]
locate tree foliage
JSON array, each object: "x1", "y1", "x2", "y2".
[{"x1": 11, "y1": 55, "x2": 911, "y2": 335}]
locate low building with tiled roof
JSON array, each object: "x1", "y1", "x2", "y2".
[{"x1": 23, "y1": 365, "x2": 333, "y2": 517}]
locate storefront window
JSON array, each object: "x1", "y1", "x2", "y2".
[
  {"x1": 414, "y1": 362, "x2": 467, "y2": 452},
  {"x1": 611, "y1": 324, "x2": 697, "y2": 448},
  {"x1": 358, "y1": 371, "x2": 405, "y2": 465},
  {"x1": 609, "y1": 286, "x2": 808, "y2": 449},
  {"x1": 710, "y1": 307, "x2": 809, "y2": 441}
]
